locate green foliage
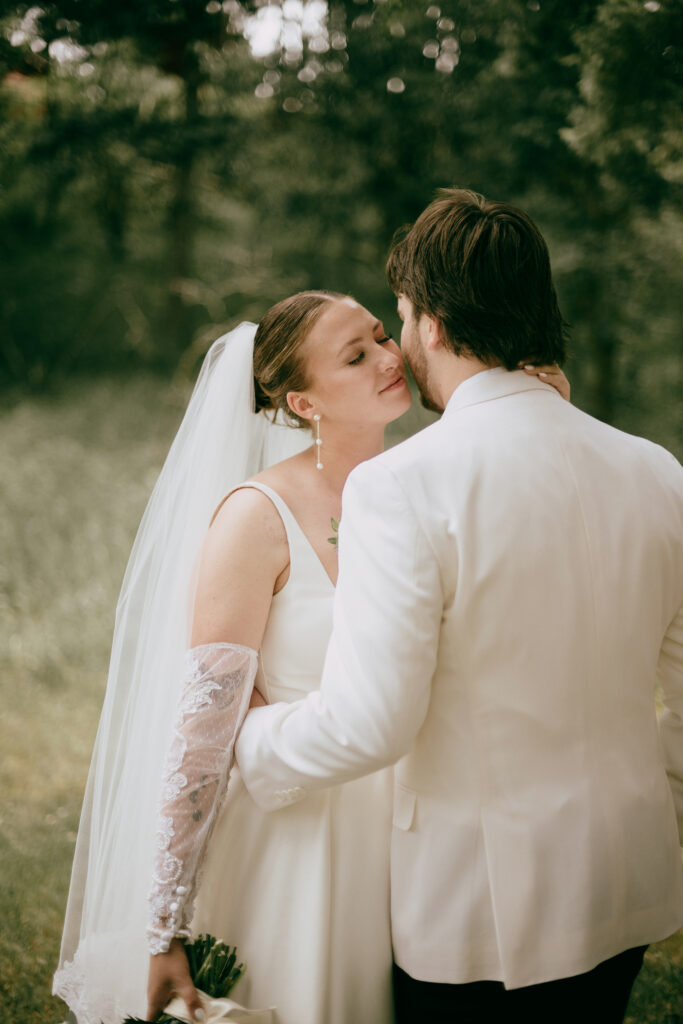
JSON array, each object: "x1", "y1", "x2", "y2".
[
  {"x1": 183, "y1": 933, "x2": 243, "y2": 996},
  {"x1": 0, "y1": 0, "x2": 681, "y2": 447},
  {"x1": 565, "y1": 0, "x2": 683, "y2": 205}
]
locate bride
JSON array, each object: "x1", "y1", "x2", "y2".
[{"x1": 53, "y1": 290, "x2": 568, "y2": 1024}]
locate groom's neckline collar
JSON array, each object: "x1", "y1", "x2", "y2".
[{"x1": 442, "y1": 366, "x2": 559, "y2": 418}]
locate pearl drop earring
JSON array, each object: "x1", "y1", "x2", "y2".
[{"x1": 313, "y1": 414, "x2": 323, "y2": 470}]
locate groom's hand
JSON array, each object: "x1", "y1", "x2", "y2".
[{"x1": 146, "y1": 938, "x2": 204, "y2": 1022}]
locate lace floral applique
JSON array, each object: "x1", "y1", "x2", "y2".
[
  {"x1": 54, "y1": 949, "x2": 121, "y2": 1024},
  {"x1": 147, "y1": 643, "x2": 257, "y2": 953}
]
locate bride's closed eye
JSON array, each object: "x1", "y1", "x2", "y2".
[{"x1": 348, "y1": 336, "x2": 393, "y2": 365}]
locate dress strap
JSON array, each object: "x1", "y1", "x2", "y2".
[
  {"x1": 236, "y1": 482, "x2": 301, "y2": 537},
  {"x1": 211, "y1": 481, "x2": 301, "y2": 575}
]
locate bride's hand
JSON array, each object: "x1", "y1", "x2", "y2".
[
  {"x1": 521, "y1": 362, "x2": 571, "y2": 402},
  {"x1": 147, "y1": 938, "x2": 204, "y2": 1022}
]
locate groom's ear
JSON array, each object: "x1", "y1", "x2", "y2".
[{"x1": 423, "y1": 315, "x2": 445, "y2": 352}]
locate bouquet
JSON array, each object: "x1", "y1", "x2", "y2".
[{"x1": 122, "y1": 934, "x2": 273, "y2": 1024}]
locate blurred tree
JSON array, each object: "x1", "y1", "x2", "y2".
[
  {"x1": 241, "y1": 0, "x2": 682, "y2": 439},
  {"x1": 242, "y1": 0, "x2": 679, "y2": 428},
  {"x1": 30, "y1": 0, "x2": 265, "y2": 355},
  {"x1": 0, "y1": 0, "x2": 681, "y2": 453},
  {"x1": 0, "y1": 0, "x2": 266, "y2": 382}
]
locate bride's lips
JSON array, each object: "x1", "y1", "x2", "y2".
[{"x1": 379, "y1": 375, "x2": 406, "y2": 393}]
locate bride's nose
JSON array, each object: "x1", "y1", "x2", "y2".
[{"x1": 379, "y1": 341, "x2": 403, "y2": 372}]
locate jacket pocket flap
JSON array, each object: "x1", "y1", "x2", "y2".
[{"x1": 393, "y1": 784, "x2": 417, "y2": 831}]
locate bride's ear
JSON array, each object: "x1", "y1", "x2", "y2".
[{"x1": 286, "y1": 391, "x2": 315, "y2": 423}]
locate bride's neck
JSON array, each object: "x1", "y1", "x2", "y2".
[{"x1": 312, "y1": 422, "x2": 385, "y2": 494}]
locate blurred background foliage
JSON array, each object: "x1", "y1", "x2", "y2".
[{"x1": 0, "y1": 0, "x2": 681, "y2": 450}]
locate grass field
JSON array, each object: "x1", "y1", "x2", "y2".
[{"x1": 1, "y1": 376, "x2": 681, "y2": 1024}]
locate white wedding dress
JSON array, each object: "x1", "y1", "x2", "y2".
[{"x1": 190, "y1": 482, "x2": 395, "y2": 1024}]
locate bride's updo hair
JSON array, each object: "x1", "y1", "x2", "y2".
[{"x1": 253, "y1": 290, "x2": 345, "y2": 427}]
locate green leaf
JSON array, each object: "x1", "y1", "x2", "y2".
[
  {"x1": 328, "y1": 516, "x2": 340, "y2": 548},
  {"x1": 182, "y1": 933, "x2": 245, "y2": 998}
]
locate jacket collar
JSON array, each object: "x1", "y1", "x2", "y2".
[{"x1": 442, "y1": 367, "x2": 559, "y2": 419}]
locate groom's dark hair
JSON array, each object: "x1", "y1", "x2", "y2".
[{"x1": 386, "y1": 189, "x2": 568, "y2": 369}]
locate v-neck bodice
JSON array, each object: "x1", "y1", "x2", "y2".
[
  {"x1": 192, "y1": 480, "x2": 394, "y2": 1024},
  {"x1": 229, "y1": 481, "x2": 335, "y2": 704}
]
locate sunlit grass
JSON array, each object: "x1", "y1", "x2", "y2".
[
  {"x1": 0, "y1": 376, "x2": 680, "y2": 1023},
  {"x1": 1, "y1": 375, "x2": 186, "y2": 1024}
]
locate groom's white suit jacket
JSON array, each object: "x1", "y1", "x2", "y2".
[{"x1": 236, "y1": 368, "x2": 683, "y2": 989}]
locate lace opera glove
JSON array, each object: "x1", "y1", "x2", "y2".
[{"x1": 147, "y1": 642, "x2": 258, "y2": 954}]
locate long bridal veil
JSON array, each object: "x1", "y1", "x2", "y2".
[{"x1": 54, "y1": 322, "x2": 310, "y2": 1024}]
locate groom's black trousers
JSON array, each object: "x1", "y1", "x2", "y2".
[{"x1": 393, "y1": 944, "x2": 647, "y2": 1024}]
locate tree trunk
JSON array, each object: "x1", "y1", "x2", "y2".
[
  {"x1": 574, "y1": 269, "x2": 618, "y2": 425},
  {"x1": 592, "y1": 326, "x2": 617, "y2": 425}
]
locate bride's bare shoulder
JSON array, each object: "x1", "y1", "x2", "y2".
[
  {"x1": 209, "y1": 485, "x2": 288, "y2": 550},
  {"x1": 193, "y1": 486, "x2": 289, "y2": 648}
]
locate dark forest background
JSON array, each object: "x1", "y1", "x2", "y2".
[{"x1": 1, "y1": 0, "x2": 682, "y2": 451}]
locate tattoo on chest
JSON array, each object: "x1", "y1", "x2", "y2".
[{"x1": 327, "y1": 517, "x2": 339, "y2": 548}]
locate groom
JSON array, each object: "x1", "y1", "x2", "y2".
[{"x1": 236, "y1": 189, "x2": 683, "y2": 1021}]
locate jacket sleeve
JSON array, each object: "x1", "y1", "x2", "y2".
[
  {"x1": 235, "y1": 458, "x2": 443, "y2": 811},
  {"x1": 658, "y1": 599, "x2": 683, "y2": 843}
]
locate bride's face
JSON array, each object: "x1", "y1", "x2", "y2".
[{"x1": 291, "y1": 298, "x2": 412, "y2": 428}]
